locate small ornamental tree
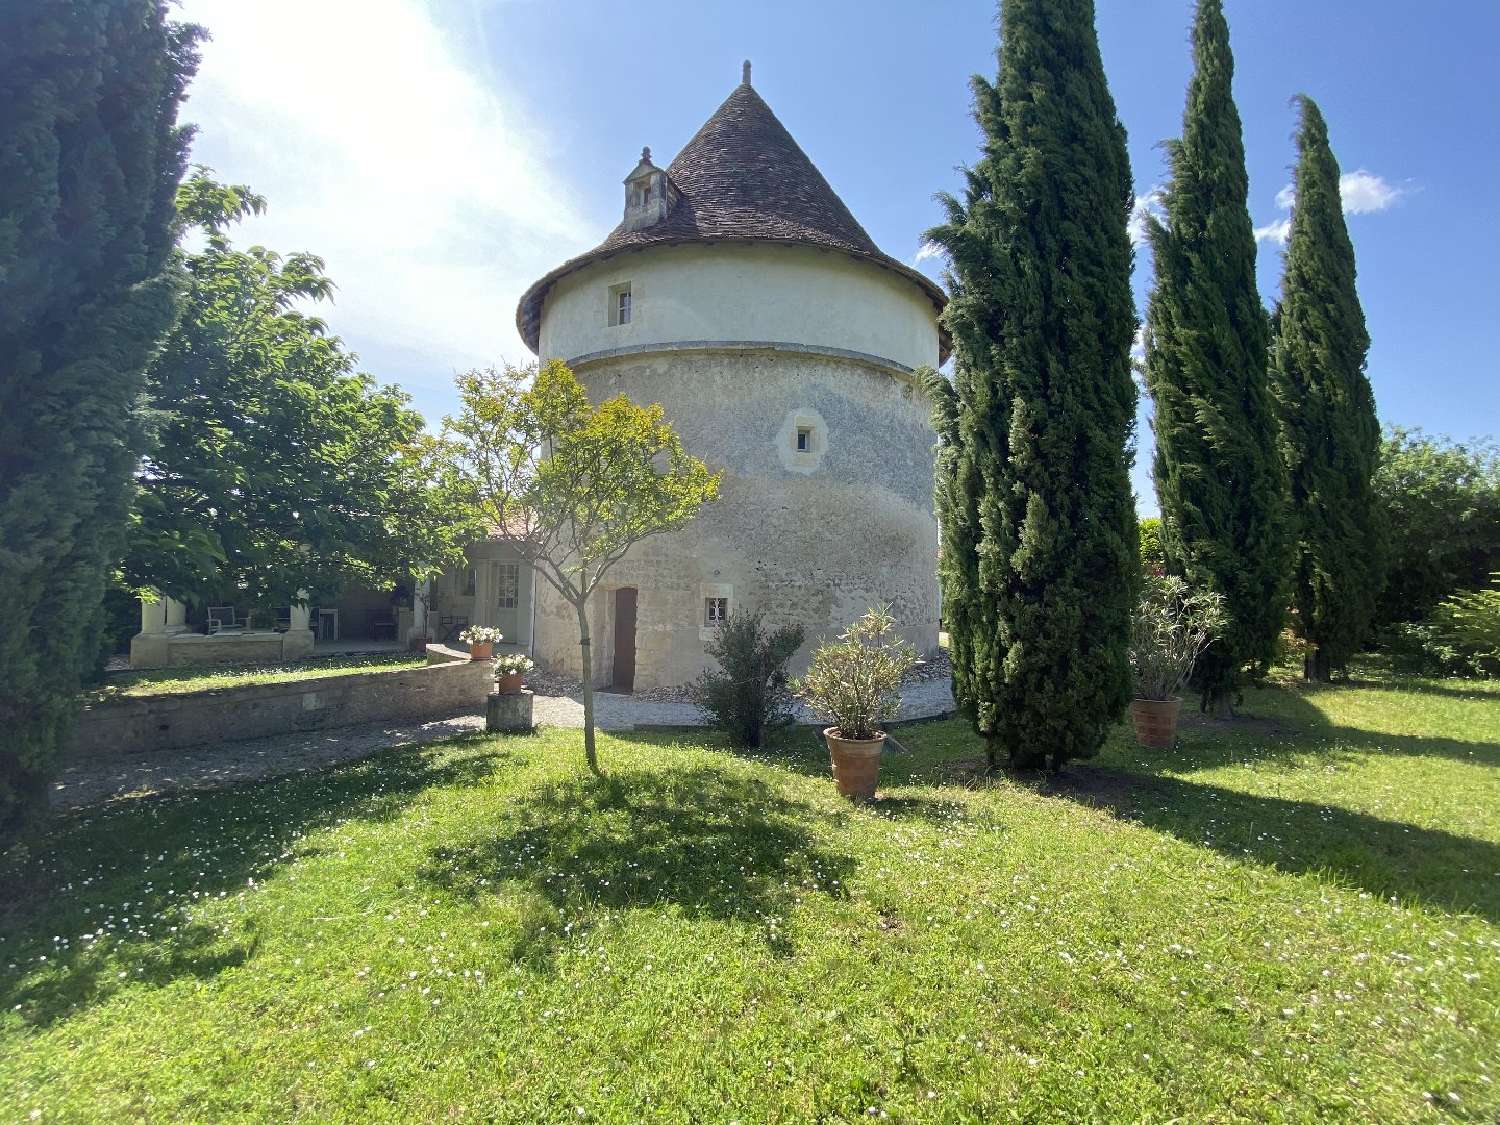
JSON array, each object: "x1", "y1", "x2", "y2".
[
  {"x1": 1143, "y1": 0, "x2": 1289, "y2": 715},
  {"x1": 1270, "y1": 96, "x2": 1385, "y2": 680},
  {"x1": 926, "y1": 0, "x2": 1139, "y2": 770},
  {"x1": 439, "y1": 361, "x2": 720, "y2": 774},
  {"x1": 0, "y1": 1, "x2": 200, "y2": 831}
]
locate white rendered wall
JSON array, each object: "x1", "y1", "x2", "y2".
[{"x1": 538, "y1": 243, "x2": 940, "y2": 374}]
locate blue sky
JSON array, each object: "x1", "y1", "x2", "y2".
[{"x1": 179, "y1": 0, "x2": 1499, "y2": 513}]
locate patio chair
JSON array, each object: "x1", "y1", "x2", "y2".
[{"x1": 206, "y1": 606, "x2": 238, "y2": 634}]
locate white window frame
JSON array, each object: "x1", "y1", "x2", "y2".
[
  {"x1": 608, "y1": 282, "x2": 632, "y2": 326},
  {"x1": 496, "y1": 562, "x2": 519, "y2": 610},
  {"x1": 704, "y1": 596, "x2": 729, "y2": 626}
]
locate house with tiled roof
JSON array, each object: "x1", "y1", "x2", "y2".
[{"x1": 519, "y1": 63, "x2": 945, "y2": 690}]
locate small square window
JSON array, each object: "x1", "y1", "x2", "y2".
[
  {"x1": 608, "y1": 282, "x2": 632, "y2": 326},
  {"x1": 796, "y1": 426, "x2": 811, "y2": 452},
  {"x1": 704, "y1": 596, "x2": 728, "y2": 626}
]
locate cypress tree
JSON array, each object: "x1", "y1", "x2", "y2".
[
  {"x1": 1143, "y1": 0, "x2": 1288, "y2": 715},
  {"x1": 0, "y1": 2, "x2": 200, "y2": 830},
  {"x1": 1270, "y1": 96, "x2": 1384, "y2": 680},
  {"x1": 927, "y1": 0, "x2": 1138, "y2": 770}
]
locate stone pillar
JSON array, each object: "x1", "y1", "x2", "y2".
[
  {"x1": 282, "y1": 590, "x2": 315, "y2": 660},
  {"x1": 486, "y1": 689, "x2": 534, "y2": 733},
  {"x1": 163, "y1": 596, "x2": 187, "y2": 633},
  {"x1": 129, "y1": 593, "x2": 172, "y2": 669}
]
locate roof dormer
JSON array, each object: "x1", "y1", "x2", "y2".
[{"x1": 623, "y1": 147, "x2": 677, "y2": 232}]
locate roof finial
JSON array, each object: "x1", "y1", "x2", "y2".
[
  {"x1": 641, "y1": 146, "x2": 652, "y2": 163},
  {"x1": 742, "y1": 59, "x2": 751, "y2": 86}
]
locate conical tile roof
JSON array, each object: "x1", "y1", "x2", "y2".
[{"x1": 517, "y1": 78, "x2": 945, "y2": 356}]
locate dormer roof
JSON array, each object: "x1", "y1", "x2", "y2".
[{"x1": 517, "y1": 72, "x2": 947, "y2": 358}]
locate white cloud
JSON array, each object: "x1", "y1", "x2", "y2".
[
  {"x1": 1254, "y1": 170, "x2": 1406, "y2": 243},
  {"x1": 176, "y1": 0, "x2": 593, "y2": 408},
  {"x1": 912, "y1": 241, "x2": 944, "y2": 265},
  {"x1": 1129, "y1": 186, "x2": 1165, "y2": 247},
  {"x1": 1338, "y1": 169, "x2": 1405, "y2": 214},
  {"x1": 1253, "y1": 218, "x2": 1293, "y2": 246}
]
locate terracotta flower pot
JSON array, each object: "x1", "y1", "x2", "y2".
[
  {"x1": 1130, "y1": 696, "x2": 1182, "y2": 748},
  {"x1": 496, "y1": 671, "x2": 524, "y2": 695},
  {"x1": 469, "y1": 641, "x2": 494, "y2": 663},
  {"x1": 824, "y1": 727, "x2": 886, "y2": 801}
]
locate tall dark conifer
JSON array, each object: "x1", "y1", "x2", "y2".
[
  {"x1": 1144, "y1": 0, "x2": 1288, "y2": 715},
  {"x1": 1270, "y1": 96, "x2": 1384, "y2": 680},
  {"x1": 0, "y1": 2, "x2": 200, "y2": 829},
  {"x1": 928, "y1": 0, "x2": 1138, "y2": 770}
]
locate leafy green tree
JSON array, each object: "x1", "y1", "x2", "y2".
[
  {"x1": 1270, "y1": 96, "x2": 1385, "y2": 680},
  {"x1": 439, "y1": 361, "x2": 720, "y2": 774},
  {"x1": 926, "y1": 0, "x2": 1139, "y2": 770},
  {"x1": 123, "y1": 173, "x2": 458, "y2": 612},
  {"x1": 0, "y1": 1, "x2": 199, "y2": 830},
  {"x1": 1374, "y1": 426, "x2": 1500, "y2": 627},
  {"x1": 1143, "y1": 0, "x2": 1288, "y2": 715}
]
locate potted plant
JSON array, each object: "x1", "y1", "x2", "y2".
[
  {"x1": 1129, "y1": 574, "x2": 1225, "y2": 747},
  {"x1": 493, "y1": 652, "x2": 534, "y2": 694},
  {"x1": 458, "y1": 625, "x2": 503, "y2": 663},
  {"x1": 796, "y1": 606, "x2": 916, "y2": 801}
]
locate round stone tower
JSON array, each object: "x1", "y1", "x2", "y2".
[{"x1": 517, "y1": 64, "x2": 947, "y2": 691}]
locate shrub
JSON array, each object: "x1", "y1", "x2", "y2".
[
  {"x1": 688, "y1": 611, "x2": 804, "y2": 748},
  {"x1": 795, "y1": 607, "x2": 916, "y2": 741},
  {"x1": 1374, "y1": 427, "x2": 1500, "y2": 627},
  {"x1": 1138, "y1": 517, "x2": 1166, "y2": 576},
  {"x1": 1130, "y1": 575, "x2": 1227, "y2": 701}
]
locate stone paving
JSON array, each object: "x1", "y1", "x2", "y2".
[{"x1": 51, "y1": 678, "x2": 956, "y2": 813}]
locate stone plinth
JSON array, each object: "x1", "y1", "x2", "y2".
[{"x1": 486, "y1": 689, "x2": 534, "y2": 734}]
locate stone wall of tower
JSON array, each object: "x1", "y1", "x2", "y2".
[{"x1": 531, "y1": 348, "x2": 940, "y2": 690}]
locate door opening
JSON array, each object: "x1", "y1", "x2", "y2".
[{"x1": 612, "y1": 588, "x2": 637, "y2": 692}]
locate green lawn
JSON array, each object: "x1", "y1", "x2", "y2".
[
  {"x1": 87, "y1": 651, "x2": 428, "y2": 702},
  {"x1": 4, "y1": 671, "x2": 1498, "y2": 1121}
]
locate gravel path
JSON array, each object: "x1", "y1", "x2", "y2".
[{"x1": 52, "y1": 678, "x2": 956, "y2": 812}]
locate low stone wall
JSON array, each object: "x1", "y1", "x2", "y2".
[{"x1": 69, "y1": 652, "x2": 491, "y2": 759}]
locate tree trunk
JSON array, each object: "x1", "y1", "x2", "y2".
[
  {"x1": 1303, "y1": 645, "x2": 1331, "y2": 683},
  {"x1": 1202, "y1": 688, "x2": 1235, "y2": 720},
  {"x1": 574, "y1": 598, "x2": 601, "y2": 776}
]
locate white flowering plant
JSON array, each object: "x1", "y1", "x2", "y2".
[
  {"x1": 458, "y1": 626, "x2": 504, "y2": 645},
  {"x1": 493, "y1": 653, "x2": 535, "y2": 676}
]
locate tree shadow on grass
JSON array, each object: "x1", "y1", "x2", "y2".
[
  {"x1": 418, "y1": 763, "x2": 856, "y2": 963},
  {"x1": 0, "y1": 739, "x2": 510, "y2": 1028},
  {"x1": 1041, "y1": 767, "x2": 1500, "y2": 923},
  {"x1": 1162, "y1": 682, "x2": 1500, "y2": 772}
]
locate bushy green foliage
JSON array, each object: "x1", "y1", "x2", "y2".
[
  {"x1": 796, "y1": 607, "x2": 915, "y2": 741},
  {"x1": 1143, "y1": 0, "x2": 1288, "y2": 714},
  {"x1": 1138, "y1": 517, "x2": 1167, "y2": 575},
  {"x1": 439, "y1": 361, "x2": 720, "y2": 773},
  {"x1": 1397, "y1": 574, "x2": 1500, "y2": 678},
  {"x1": 1375, "y1": 427, "x2": 1500, "y2": 628},
  {"x1": 1270, "y1": 97, "x2": 1385, "y2": 680},
  {"x1": 689, "y1": 611, "x2": 805, "y2": 748},
  {"x1": 0, "y1": 1, "x2": 199, "y2": 831},
  {"x1": 926, "y1": 0, "x2": 1139, "y2": 769},
  {"x1": 123, "y1": 172, "x2": 457, "y2": 611},
  {"x1": 1129, "y1": 574, "x2": 1228, "y2": 701}
]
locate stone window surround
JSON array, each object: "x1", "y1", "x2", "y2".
[
  {"x1": 607, "y1": 281, "x2": 632, "y2": 326},
  {"x1": 699, "y1": 581, "x2": 732, "y2": 640}
]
